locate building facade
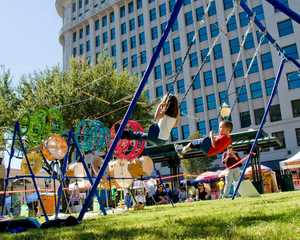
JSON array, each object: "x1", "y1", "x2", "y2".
[{"x1": 56, "y1": 0, "x2": 300, "y2": 173}]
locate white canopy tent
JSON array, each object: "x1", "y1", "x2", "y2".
[{"x1": 280, "y1": 151, "x2": 300, "y2": 170}]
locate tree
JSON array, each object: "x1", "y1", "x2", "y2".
[{"x1": 181, "y1": 131, "x2": 216, "y2": 176}]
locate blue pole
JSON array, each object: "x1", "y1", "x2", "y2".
[
  {"x1": 77, "y1": 0, "x2": 184, "y2": 222},
  {"x1": 238, "y1": 0, "x2": 300, "y2": 70},
  {"x1": 232, "y1": 58, "x2": 285, "y2": 199},
  {"x1": 265, "y1": 0, "x2": 300, "y2": 24}
]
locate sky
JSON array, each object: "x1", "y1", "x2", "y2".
[{"x1": 0, "y1": 1, "x2": 63, "y2": 168}]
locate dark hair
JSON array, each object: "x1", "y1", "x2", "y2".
[
  {"x1": 182, "y1": 187, "x2": 186, "y2": 191},
  {"x1": 163, "y1": 94, "x2": 179, "y2": 118},
  {"x1": 187, "y1": 181, "x2": 192, "y2": 186},
  {"x1": 221, "y1": 120, "x2": 233, "y2": 133},
  {"x1": 165, "y1": 183, "x2": 169, "y2": 188}
]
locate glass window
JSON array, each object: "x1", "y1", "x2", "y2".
[
  {"x1": 282, "y1": 44, "x2": 299, "y2": 60},
  {"x1": 287, "y1": 72, "x2": 300, "y2": 90},
  {"x1": 156, "y1": 86, "x2": 163, "y2": 99},
  {"x1": 175, "y1": 58, "x2": 182, "y2": 71},
  {"x1": 187, "y1": 31, "x2": 195, "y2": 46},
  {"x1": 230, "y1": 38, "x2": 240, "y2": 54},
  {"x1": 213, "y1": 44, "x2": 223, "y2": 60},
  {"x1": 120, "y1": 6, "x2": 126, "y2": 17},
  {"x1": 159, "y1": 3, "x2": 166, "y2": 17},
  {"x1": 110, "y1": 11, "x2": 115, "y2": 23},
  {"x1": 224, "y1": 0, "x2": 233, "y2": 10},
  {"x1": 169, "y1": 0, "x2": 175, "y2": 12},
  {"x1": 73, "y1": 47, "x2": 77, "y2": 57},
  {"x1": 122, "y1": 40, "x2": 127, "y2": 52},
  {"x1": 197, "y1": 122, "x2": 207, "y2": 136},
  {"x1": 79, "y1": 0, "x2": 82, "y2": 8},
  {"x1": 138, "y1": 14, "x2": 144, "y2": 27},
  {"x1": 166, "y1": 83, "x2": 174, "y2": 95},
  {"x1": 95, "y1": 20, "x2": 99, "y2": 31},
  {"x1": 139, "y1": 32, "x2": 145, "y2": 45},
  {"x1": 154, "y1": 65, "x2": 162, "y2": 80},
  {"x1": 137, "y1": 0, "x2": 142, "y2": 9},
  {"x1": 177, "y1": 79, "x2": 185, "y2": 94},
  {"x1": 173, "y1": 37, "x2": 181, "y2": 52},
  {"x1": 111, "y1": 28, "x2": 115, "y2": 40},
  {"x1": 210, "y1": 119, "x2": 219, "y2": 133},
  {"x1": 270, "y1": 104, "x2": 282, "y2": 122},
  {"x1": 183, "y1": 0, "x2": 191, "y2": 6},
  {"x1": 201, "y1": 48, "x2": 210, "y2": 63},
  {"x1": 274, "y1": 0, "x2": 289, "y2": 13},
  {"x1": 291, "y1": 99, "x2": 300, "y2": 118},
  {"x1": 73, "y1": 32, "x2": 77, "y2": 42},
  {"x1": 85, "y1": 0, "x2": 89, "y2": 4},
  {"x1": 250, "y1": 82, "x2": 263, "y2": 99},
  {"x1": 86, "y1": 25, "x2": 90, "y2": 35},
  {"x1": 239, "y1": 12, "x2": 249, "y2": 27},
  {"x1": 246, "y1": 57, "x2": 259, "y2": 74},
  {"x1": 189, "y1": 52, "x2": 199, "y2": 67},
  {"x1": 265, "y1": 78, "x2": 277, "y2": 96},
  {"x1": 141, "y1": 51, "x2": 147, "y2": 64},
  {"x1": 96, "y1": 35, "x2": 100, "y2": 47},
  {"x1": 132, "y1": 54, "x2": 138, "y2": 68},
  {"x1": 240, "y1": 111, "x2": 251, "y2": 128},
  {"x1": 234, "y1": 61, "x2": 244, "y2": 78},
  {"x1": 254, "y1": 108, "x2": 265, "y2": 125},
  {"x1": 227, "y1": 15, "x2": 237, "y2": 32},
  {"x1": 80, "y1": 28, "x2": 83, "y2": 38},
  {"x1": 149, "y1": 0, "x2": 155, "y2": 3},
  {"x1": 210, "y1": 22, "x2": 219, "y2": 38},
  {"x1": 185, "y1": 11, "x2": 193, "y2": 26},
  {"x1": 163, "y1": 41, "x2": 170, "y2": 55},
  {"x1": 123, "y1": 58, "x2": 128, "y2": 69},
  {"x1": 244, "y1": 33, "x2": 254, "y2": 50},
  {"x1": 80, "y1": 44, "x2": 84, "y2": 55},
  {"x1": 180, "y1": 102, "x2": 187, "y2": 116},
  {"x1": 102, "y1": 16, "x2": 107, "y2": 27},
  {"x1": 103, "y1": 32, "x2": 108, "y2": 43},
  {"x1": 130, "y1": 36, "x2": 136, "y2": 49},
  {"x1": 86, "y1": 40, "x2": 90, "y2": 52},
  {"x1": 128, "y1": 1, "x2": 134, "y2": 13},
  {"x1": 256, "y1": 30, "x2": 269, "y2": 45},
  {"x1": 196, "y1": 6, "x2": 204, "y2": 21},
  {"x1": 72, "y1": 2, "x2": 76, "y2": 12},
  {"x1": 172, "y1": 19, "x2": 179, "y2": 31},
  {"x1": 204, "y1": 70, "x2": 213, "y2": 87},
  {"x1": 207, "y1": 94, "x2": 216, "y2": 110},
  {"x1": 295, "y1": 128, "x2": 300, "y2": 146},
  {"x1": 121, "y1": 22, "x2": 126, "y2": 35},
  {"x1": 182, "y1": 125, "x2": 190, "y2": 140},
  {"x1": 199, "y1": 27, "x2": 208, "y2": 42},
  {"x1": 278, "y1": 19, "x2": 294, "y2": 37},
  {"x1": 111, "y1": 45, "x2": 116, "y2": 56},
  {"x1": 150, "y1": 8, "x2": 156, "y2": 21},
  {"x1": 216, "y1": 67, "x2": 226, "y2": 83},
  {"x1": 171, "y1": 128, "x2": 178, "y2": 142},
  {"x1": 161, "y1": 22, "x2": 167, "y2": 34},
  {"x1": 129, "y1": 18, "x2": 135, "y2": 31},
  {"x1": 219, "y1": 90, "x2": 229, "y2": 105},
  {"x1": 208, "y1": 1, "x2": 216, "y2": 16},
  {"x1": 164, "y1": 61, "x2": 172, "y2": 76},
  {"x1": 253, "y1": 5, "x2": 264, "y2": 21},
  {"x1": 195, "y1": 97, "x2": 204, "y2": 113},
  {"x1": 272, "y1": 131, "x2": 286, "y2": 150},
  {"x1": 152, "y1": 46, "x2": 160, "y2": 58},
  {"x1": 237, "y1": 85, "x2": 248, "y2": 102},
  {"x1": 192, "y1": 75, "x2": 201, "y2": 90},
  {"x1": 261, "y1": 52, "x2": 273, "y2": 70}
]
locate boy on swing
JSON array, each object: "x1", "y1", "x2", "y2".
[{"x1": 174, "y1": 120, "x2": 233, "y2": 158}]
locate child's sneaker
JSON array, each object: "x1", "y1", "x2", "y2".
[{"x1": 174, "y1": 144, "x2": 184, "y2": 158}]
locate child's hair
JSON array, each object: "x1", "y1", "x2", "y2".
[
  {"x1": 165, "y1": 183, "x2": 169, "y2": 188},
  {"x1": 221, "y1": 120, "x2": 233, "y2": 133},
  {"x1": 182, "y1": 187, "x2": 186, "y2": 191},
  {"x1": 162, "y1": 94, "x2": 178, "y2": 118}
]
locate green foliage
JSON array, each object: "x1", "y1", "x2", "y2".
[
  {"x1": 2, "y1": 191, "x2": 300, "y2": 239},
  {"x1": 181, "y1": 131, "x2": 215, "y2": 176}
]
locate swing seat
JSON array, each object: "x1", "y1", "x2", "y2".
[{"x1": 148, "y1": 124, "x2": 160, "y2": 142}]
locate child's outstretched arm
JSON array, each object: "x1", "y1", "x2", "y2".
[
  {"x1": 154, "y1": 102, "x2": 166, "y2": 120},
  {"x1": 173, "y1": 107, "x2": 180, "y2": 127},
  {"x1": 210, "y1": 130, "x2": 215, "y2": 148}
]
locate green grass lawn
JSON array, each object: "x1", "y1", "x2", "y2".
[{"x1": 2, "y1": 191, "x2": 300, "y2": 240}]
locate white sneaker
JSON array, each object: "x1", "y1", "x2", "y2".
[{"x1": 174, "y1": 144, "x2": 184, "y2": 158}]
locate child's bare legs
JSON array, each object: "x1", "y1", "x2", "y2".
[{"x1": 174, "y1": 143, "x2": 192, "y2": 158}]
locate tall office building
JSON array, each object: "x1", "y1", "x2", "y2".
[{"x1": 56, "y1": 0, "x2": 300, "y2": 171}]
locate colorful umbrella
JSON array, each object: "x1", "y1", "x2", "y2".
[
  {"x1": 195, "y1": 171, "x2": 218, "y2": 181},
  {"x1": 245, "y1": 165, "x2": 271, "y2": 175}
]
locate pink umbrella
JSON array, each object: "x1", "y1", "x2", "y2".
[
  {"x1": 195, "y1": 171, "x2": 218, "y2": 181},
  {"x1": 245, "y1": 165, "x2": 271, "y2": 175}
]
